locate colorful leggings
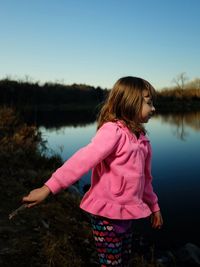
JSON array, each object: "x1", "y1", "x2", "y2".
[{"x1": 91, "y1": 215, "x2": 133, "y2": 267}]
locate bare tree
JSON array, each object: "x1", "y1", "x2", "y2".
[{"x1": 172, "y1": 72, "x2": 189, "y2": 90}]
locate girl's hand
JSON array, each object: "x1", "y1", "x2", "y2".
[
  {"x1": 150, "y1": 210, "x2": 163, "y2": 229},
  {"x1": 22, "y1": 185, "x2": 51, "y2": 208}
]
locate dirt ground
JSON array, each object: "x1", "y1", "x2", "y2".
[{"x1": 0, "y1": 168, "x2": 97, "y2": 267}]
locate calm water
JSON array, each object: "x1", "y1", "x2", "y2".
[{"x1": 39, "y1": 112, "x2": 200, "y2": 248}]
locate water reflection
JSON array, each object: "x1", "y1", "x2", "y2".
[
  {"x1": 22, "y1": 105, "x2": 200, "y2": 139},
  {"x1": 155, "y1": 111, "x2": 200, "y2": 140},
  {"x1": 22, "y1": 107, "x2": 97, "y2": 128}
]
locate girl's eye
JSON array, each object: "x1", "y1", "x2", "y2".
[{"x1": 147, "y1": 101, "x2": 153, "y2": 106}]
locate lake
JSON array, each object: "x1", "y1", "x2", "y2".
[{"x1": 39, "y1": 111, "x2": 200, "y2": 249}]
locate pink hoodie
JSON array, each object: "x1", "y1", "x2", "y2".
[{"x1": 45, "y1": 121, "x2": 160, "y2": 220}]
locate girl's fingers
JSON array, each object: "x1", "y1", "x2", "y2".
[
  {"x1": 22, "y1": 195, "x2": 34, "y2": 203},
  {"x1": 22, "y1": 194, "x2": 38, "y2": 205},
  {"x1": 22, "y1": 196, "x2": 39, "y2": 208},
  {"x1": 151, "y1": 213, "x2": 163, "y2": 229},
  {"x1": 22, "y1": 196, "x2": 30, "y2": 202}
]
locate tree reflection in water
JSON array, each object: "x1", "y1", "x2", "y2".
[{"x1": 156, "y1": 111, "x2": 200, "y2": 141}]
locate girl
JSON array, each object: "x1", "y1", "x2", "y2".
[{"x1": 23, "y1": 76, "x2": 163, "y2": 267}]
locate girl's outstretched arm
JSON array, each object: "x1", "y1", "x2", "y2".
[
  {"x1": 23, "y1": 122, "x2": 121, "y2": 203},
  {"x1": 22, "y1": 185, "x2": 51, "y2": 207}
]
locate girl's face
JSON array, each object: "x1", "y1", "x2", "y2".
[{"x1": 140, "y1": 90, "x2": 155, "y2": 123}]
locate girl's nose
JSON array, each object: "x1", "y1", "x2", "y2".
[{"x1": 152, "y1": 106, "x2": 156, "y2": 112}]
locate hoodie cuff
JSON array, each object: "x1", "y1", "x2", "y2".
[
  {"x1": 150, "y1": 202, "x2": 160, "y2": 213},
  {"x1": 45, "y1": 176, "x2": 62, "y2": 195}
]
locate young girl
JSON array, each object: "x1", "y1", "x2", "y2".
[{"x1": 23, "y1": 76, "x2": 163, "y2": 267}]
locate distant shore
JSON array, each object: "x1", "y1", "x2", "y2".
[{"x1": 1, "y1": 78, "x2": 200, "y2": 115}]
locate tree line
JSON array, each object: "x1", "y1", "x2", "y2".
[
  {"x1": 0, "y1": 77, "x2": 200, "y2": 113},
  {"x1": 0, "y1": 78, "x2": 107, "y2": 107}
]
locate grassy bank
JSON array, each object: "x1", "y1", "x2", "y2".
[
  {"x1": 156, "y1": 87, "x2": 200, "y2": 113},
  {"x1": 0, "y1": 107, "x2": 96, "y2": 267}
]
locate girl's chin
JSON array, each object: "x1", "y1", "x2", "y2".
[
  {"x1": 143, "y1": 117, "x2": 150, "y2": 123},
  {"x1": 139, "y1": 116, "x2": 151, "y2": 123}
]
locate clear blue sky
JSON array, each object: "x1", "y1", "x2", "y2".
[{"x1": 0, "y1": 0, "x2": 199, "y2": 90}]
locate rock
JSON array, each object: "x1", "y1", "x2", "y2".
[
  {"x1": 156, "y1": 250, "x2": 176, "y2": 267},
  {"x1": 176, "y1": 243, "x2": 200, "y2": 266}
]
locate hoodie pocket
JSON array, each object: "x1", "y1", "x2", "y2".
[{"x1": 109, "y1": 176, "x2": 126, "y2": 196}]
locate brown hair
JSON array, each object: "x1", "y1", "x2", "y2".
[{"x1": 97, "y1": 76, "x2": 156, "y2": 134}]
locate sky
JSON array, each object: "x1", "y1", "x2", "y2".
[{"x1": 0, "y1": 0, "x2": 200, "y2": 90}]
